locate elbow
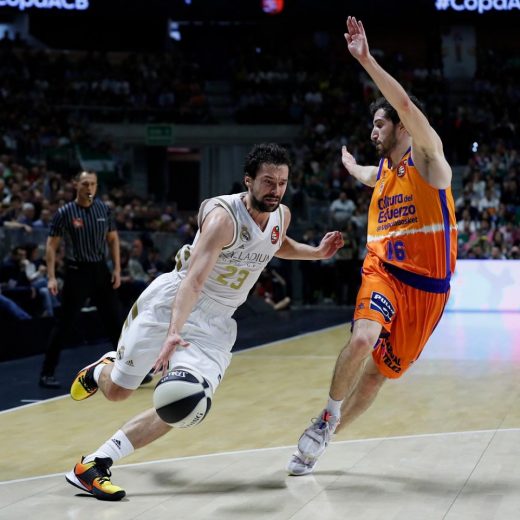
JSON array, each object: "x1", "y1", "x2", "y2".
[{"x1": 399, "y1": 97, "x2": 415, "y2": 115}]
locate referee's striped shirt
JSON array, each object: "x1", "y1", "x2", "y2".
[{"x1": 49, "y1": 199, "x2": 116, "y2": 263}]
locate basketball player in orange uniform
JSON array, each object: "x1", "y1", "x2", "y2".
[{"x1": 287, "y1": 16, "x2": 457, "y2": 475}]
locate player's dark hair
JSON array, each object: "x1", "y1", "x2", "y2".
[
  {"x1": 244, "y1": 143, "x2": 291, "y2": 179},
  {"x1": 370, "y1": 95, "x2": 426, "y2": 125}
]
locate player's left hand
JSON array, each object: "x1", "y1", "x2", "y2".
[
  {"x1": 317, "y1": 231, "x2": 344, "y2": 259},
  {"x1": 344, "y1": 16, "x2": 370, "y2": 62}
]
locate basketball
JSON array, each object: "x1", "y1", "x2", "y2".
[{"x1": 153, "y1": 369, "x2": 212, "y2": 428}]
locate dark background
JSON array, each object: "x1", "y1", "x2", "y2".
[{"x1": 1, "y1": 0, "x2": 518, "y2": 52}]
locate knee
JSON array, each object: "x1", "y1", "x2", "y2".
[{"x1": 347, "y1": 332, "x2": 377, "y2": 360}]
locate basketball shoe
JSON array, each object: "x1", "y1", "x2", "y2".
[
  {"x1": 70, "y1": 351, "x2": 116, "y2": 401},
  {"x1": 66, "y1": 456, "x2": 125, "y2": 501},
  {"x1": 287, "y1": 410, "x2": 339, "y2": 476}
]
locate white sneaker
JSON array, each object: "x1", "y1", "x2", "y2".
[
  {"x1": 287, "y1": 410, "x2": 339, "y2": 476},
  {"x1": 287, "y1": 451, "x2": 318, "y2": 476}
]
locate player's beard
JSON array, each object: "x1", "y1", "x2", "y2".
[
  {"x1": 373, "y1": 131, "x2": 398, "y2": 159},
  {"x1": 250, "y1": 192, "x2": 280, "y2": 213}
]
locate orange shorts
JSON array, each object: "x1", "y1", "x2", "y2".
[{"x1": 354, "y1": 253, "x2": 450, "y2": 379}]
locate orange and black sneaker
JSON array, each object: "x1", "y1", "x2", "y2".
[
  {"x1": 66, "y1": 456, "x2": 126, "y2": 501},
  {"x1": 70, "y1": 351, "x2": 116, "y2": 401}
]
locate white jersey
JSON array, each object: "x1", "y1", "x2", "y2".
[{"x1": 174, "y1": 193, "x2": 285, "y2": 310}]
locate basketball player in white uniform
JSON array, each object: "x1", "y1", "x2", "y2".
[{"x1": 65, "y1": 143, "x2": 344, "y2": 501}]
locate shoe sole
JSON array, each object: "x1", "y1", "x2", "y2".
[
  {"x1": 70, "y1": 351, "x2": 117, "y2": 401},
  {"x1": 286, "y1": 453, "x2": 317, "y2": 476},
  {"x1": 65, "y1": 470, "x2": 126, "y2": 501},
  {"x1": 287, "y1": 465, "x2": 316, "y2": 476}
]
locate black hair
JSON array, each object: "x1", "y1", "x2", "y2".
[
  {"x1": 369, "y1": 95, "x2": 426, "y2": 125},
  {"x1": 244, "y1": 143, "x2": 291, "y2": 179}
]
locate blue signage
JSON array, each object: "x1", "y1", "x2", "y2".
[{"x1": 0, "y1": 0, "x2": 89, "y2": 11}]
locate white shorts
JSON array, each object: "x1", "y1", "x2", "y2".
[{"x1": 111, "y1": 271, "x2": 237, "y2": 392}]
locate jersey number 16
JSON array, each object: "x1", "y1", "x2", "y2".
[{"x1": 386, "y1": 240, "x2": 406, "y2": 261}]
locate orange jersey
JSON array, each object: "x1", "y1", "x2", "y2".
[{"x1": 367, "y1": 148, "x2": 457, "y2": 290}]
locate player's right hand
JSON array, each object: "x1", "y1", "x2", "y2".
[
  {"x1": 153, "y1": 333, "x2": 190, "y2": 376},
  {"x1": 341, "y1": 146, "x2": 357, "y2": 171}
]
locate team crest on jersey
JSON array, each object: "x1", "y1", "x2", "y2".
[
  {"x1": 72, "y1": 217, "x2": 84, "y2": 228},
  {"x1": 397, "y1": 161, "x2": 406, "y2": 177},
  {"x1": 271, "y1": 225, "x2": 280, "y2": 244},
  {"x1": 240, "y1": 225, "x2": 251, "y2": 242},
  {"x1": 117, "y1": 345, "x2": 125, "y2": 360},
  {"x1": 369, "y1": 291, "x2": 395, "y2": 323}
]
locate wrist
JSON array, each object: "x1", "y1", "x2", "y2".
[{"x1": 358, "y1": 53, "x2": 374, "y2": 68}]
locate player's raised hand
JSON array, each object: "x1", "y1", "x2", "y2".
[
  {"x1": 341, "y1": 145, "x2": 357, "y2": 173},
  {"x1": 344, "y1": 16, "x2": 370, "y2": 62}
]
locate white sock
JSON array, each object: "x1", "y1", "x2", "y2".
[
  {"x1": 326, "y1": 396, "x2": 343, "y2": 418},
  {"x1": 92, "y1": 363, "x2": 105, "y2": 384},
  {"x1": 84, "y1": 430, "x2": 134, "y2": 464}
]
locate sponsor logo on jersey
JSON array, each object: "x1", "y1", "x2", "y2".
[
  {"x1": 397, "y1": 163, "x2": 406, "y2": 177},
  {"x1": 240, "y1": 225, "x2": 251, "y2": 242},
  {"x1": 376, "y1": 336, "x2": 401, "y2": 374},
  {"x1": 369, "y1": 291, "x2": 395, "y2": 323},
  {"x1": 376, "y1": 193, "x2": 417, "y2": 225},
  {"x1": 72, "y1": 217, "x2": 84, "y2": 228},
  {"x1": 271, "y1": 225, "x2": 280, "y2": 244}
]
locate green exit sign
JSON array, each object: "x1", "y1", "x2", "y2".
[{"x1": 146, "y1": 125, "x2": 173, "y2": 145}]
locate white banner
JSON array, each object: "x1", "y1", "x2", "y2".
[{"x1": 447, "y1": 260, "x2": 520, "y2": 312}]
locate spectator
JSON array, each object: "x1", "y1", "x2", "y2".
[
  {"x1": 23, "y1": 243, "x2": 59, "y2": 317},
  {"x1": 478, "y1": 188, "x2": 500, "y2": 215},
  {"x1": 0, "y1": 246, "x2": 38, "y2": 315},
  {"x1": 0, "y1": 289, "x2": 31, "y2": 320},
  {"x1": 254, "y1": 267, "x2": 291, "y2": 311},
  {"x1": 299, "y1": 228, "x2": 322, "y2": 305},
  {"x1": 18, "y1": 202, "x2": 35, "y2": 226},
  {"x1": 329, "y1": 190, "x2": 356, "y2": 227},
  {"x1": 118, "y1": 243, "x2": 149, "y2": 313},
  {"x1": 32, "y1": 208, "x2": 52, "y2": 228}
]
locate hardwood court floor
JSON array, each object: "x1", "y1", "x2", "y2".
[{"x1": 1, "y1": 312, "x2": 519, "y2": 519}]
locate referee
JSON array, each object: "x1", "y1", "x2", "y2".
[{"x1": 39, "y1": 171, "x2": 122, "y2": 388}]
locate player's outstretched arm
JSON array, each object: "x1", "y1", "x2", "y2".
[
  {"x1": 276, "y1": 231, "x2": 344, "y2": 260},
  {"x1": 345, "y1": 16, "x2": 451, "y2": 188},
  {"x1": 341, "y1": 146, "x2": 378, "y2": 187}
]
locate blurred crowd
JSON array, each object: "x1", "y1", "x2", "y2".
[{"x1": 1, "y1": 28, "x2": 519, "y2": 321}]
